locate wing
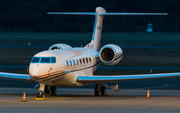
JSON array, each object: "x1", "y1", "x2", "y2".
[
  {"x1": 0, "y1": 72, "x2": 32, "y2": 81},
  {"x1": 77, "y1": 72, "x2": 180, "y2": 83}
]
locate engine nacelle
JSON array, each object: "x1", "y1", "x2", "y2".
[
  {"x1": 49, "y1": 43, "x2": 72, "y2": 50},
  {"x1": 99, "y1": 44, "x2": 123, "y2": 66}
]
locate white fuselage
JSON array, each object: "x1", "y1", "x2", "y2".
[{"x1": 29, "y1": 48, "x2": 100, "y2": 87}]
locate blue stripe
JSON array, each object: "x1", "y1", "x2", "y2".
[
  {"x1": 92, "y1": 13, "x2": 98, "y2": 41},
  {"x1": 0, "y1": 72, "x2": 31, "y2": 80},
  {"x1": 77, "y1": 73, "x2": 180, "y2": 81},
  {"x1": 47, "y1": 12, "x2": 96, "y2": 15},
  {"x1": 99, "y1": 13, "x2": 167, "y2": 16}
]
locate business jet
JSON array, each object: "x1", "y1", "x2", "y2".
[{"x1": 0, "y1": 7, "x2": 179, "y2": 98}]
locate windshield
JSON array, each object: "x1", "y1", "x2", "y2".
[
  {"x1": 31, "y1": 57, "x2": 40, "y2": 63},
  {"x1": 31, "y1": 57, "x2": 56, "y2": 63}
]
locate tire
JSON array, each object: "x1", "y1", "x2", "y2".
[
  {"x1": 37, "y1": 93, "x2": 40, "y2": 98},
  {"x1": 37, "y1": 93, "x2": 44, "y2": 98},
  {"x1": 101, "y1": 86, "x2": 106, "y2": 95},
  {"x1": 51, "y1": 87, "x2": 57, "y2": 96},
  {"x1": 41, "y1": 93, "x2": 44, "y2": 98},
  {"x1": 45, "y1": 85, "x2": 50, "y2": 94},
  {"x1": 94, "y1": 85, "x2": 99, "y2": 96}
]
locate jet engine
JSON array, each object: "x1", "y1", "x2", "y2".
[
  {"x1": 49, "y1": 43, "x2": 72, "y2": 50},
  {"x1": 99, "y1": 44, "x2": 123, "y2": 66}
]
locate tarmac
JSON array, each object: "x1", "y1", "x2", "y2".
[{"x1": 0, "y1": 88, "x2": 180, "y2": 113}]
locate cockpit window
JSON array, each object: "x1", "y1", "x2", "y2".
[
  {"x1": 31, "y1": 57, "x2": 40, "y2": 63},
  {"x1": 31, "y1": 57, "x2": 56, "y2": 63},
  {"x1": 51, "y1": 57, "x2": 56, "y2": 63},
  {"x1": 41, "y1": 58, "x2": 50, "y2": 63}
]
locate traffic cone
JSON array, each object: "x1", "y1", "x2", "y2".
[
  {"x1": 115, "y1": 83, "x2": 119, "y2": 91},
  {"x1": 146, "y1": 89, "x2": 151, "y2": 99},
  {"x1": 22, "y1": 92, "x2": 27, "y2": 102}
]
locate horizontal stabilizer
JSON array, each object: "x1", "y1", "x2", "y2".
[
  {"x1": 47, "y1": 12, "x2": 168, "y2": 16},
  {"x1": 47, "y1": 12, "x2": 96, "y2": 15},
  {"x1": 99, "y1": 13, "x2": 168, "y2": 16}
]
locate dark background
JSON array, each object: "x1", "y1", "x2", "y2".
[
  {"x1": 0, "y1": 0, "x2": 179, "y2": 33},
  {"x1": 0, "y1": 0, "x2": 180, "y2": 89}
]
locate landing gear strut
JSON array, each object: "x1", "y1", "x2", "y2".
[
  {"x1": 37, "y1": 82, "x2": 45, "y2": 98},
  {"x1": 94, "y1": 84, "x2": 106, "y2": 96}
]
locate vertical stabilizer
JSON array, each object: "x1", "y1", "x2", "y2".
[
  {"x1": 85, "y1": 7, "x2": 106, "y2": 51},
  {"x1": 47, "y1": 7, "x2": 167, "y2": 51}
]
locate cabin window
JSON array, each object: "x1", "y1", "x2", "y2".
[
  {"x1": 66, "y1": 60, "x2": 69, "y2": 66},
  {"x1": 69, "y1": 60, "x2": 72, "y2": 66},
  {"x1": 83, "y1": 58, "x2": 85, "y2": 64},
  {"x1": 73, "y1": 59, "x2": 75, "y2": 65},
  {"x1": 86, "y1": 58, "x2": 88, "y2": 63},
  {"x1": 76, "y1": 59, "x2": 79, "y2": 65},
  {"x1": 79, "y1": 59, "x2": 82, "y2": 64},
  {"x1": 89, "y1": 57, "x2": 92, "y2": 63}
]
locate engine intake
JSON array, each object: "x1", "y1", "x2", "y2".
[
  {"x1": 49, "y1": 43, "x2": 72, "y2": 50},
  {"x1": 99, "y1": 44, "x2": 123, "y2": 66}
]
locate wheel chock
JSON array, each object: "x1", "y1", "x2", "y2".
[{"x1": 35, "y1": 98, "x2": 45, "y2": 100}]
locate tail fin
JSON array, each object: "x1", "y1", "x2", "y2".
[{"x1": 47, "y1": 7, "x2": 167, "y2": 51}]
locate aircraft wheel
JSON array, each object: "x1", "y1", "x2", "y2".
[
  {"x1": 51, "y1": 87, "x2": 57, "y2": 96},
  {"x1": 41, "y1": 93, "x2": 44, "y2": 98},
  {"x1": 94, "y1": 85, "x2": 99, "y2": 96},
  {"x1": 37, "y1": 93, "x2": 44, "y2": 98},
  {"x1": 101, "y1": 86, "x2": 106, "y2": 95},
  {"x1": 45, "y1": 85, "x2": 50, "y2": 94},
  {"x1": 37, "y1": 93, "x2": 40, "y2": 98}
]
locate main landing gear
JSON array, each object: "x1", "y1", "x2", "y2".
[
  {"x1": 94, "y1": 84, "x2": 106, "y2": 96},
  {"x1": 45, "y1": 85, "x2": 57, "y2": 96}
]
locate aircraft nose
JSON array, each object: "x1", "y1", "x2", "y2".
[
  {"x1": 29, "y1": 63, "x2": 54, "y2": 80},
  {"x1": 29, "y1": 64, "x2": 44, "y2": 79}
]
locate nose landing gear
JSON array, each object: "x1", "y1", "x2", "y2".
[
  {"x1": 36, "y1": 82, "x2": 45, "y2": 98},
  {"x1": 45, "y1": 85, "x2": 57, "y2": 96}
]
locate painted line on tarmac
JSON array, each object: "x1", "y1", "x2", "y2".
[
  {"x1": 131, "y1": 84, "x2": 170, "y2": 90},
  {"x1": 74, "y1": 93, "x2": 94, "y2": 95},
  {"x1": 44, "y1": 97, "x2": 71, "y2": 100},
  {"x1": 133, "y1": 107, "x2": 156, "y2": 109},
  {"x1": 0, "y1": 97, "x2": 70, "y2": 105},
  {"x1": 0, "y1": 101, "x2": 26, "y2": 105}
]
